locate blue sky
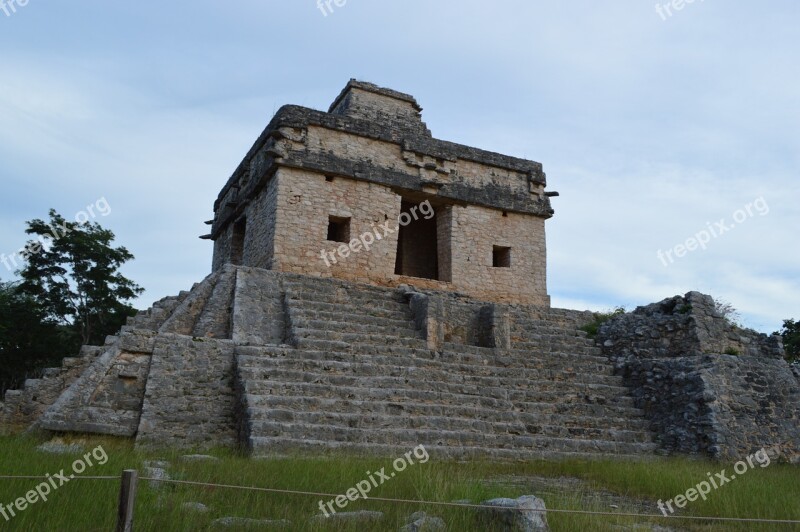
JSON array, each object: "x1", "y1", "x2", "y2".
[{"x1": 0, "y1": 1, "x2": 797, "y2": 332}]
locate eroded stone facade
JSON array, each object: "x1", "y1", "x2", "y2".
[
  {"x1": 598, "y1": 292, "x2": 800, "y2": 462},
  {"x1": 207, "y1": 80, "x2": 553, "y2": 305},
  {"x1": 1, "y1": 80, "x2": 797, "y2": 465}
]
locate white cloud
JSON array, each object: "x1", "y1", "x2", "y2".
[{"x1": 0, "y1": 1, "x2": 797, "y2": 333}]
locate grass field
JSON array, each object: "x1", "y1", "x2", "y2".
[{"x1": 0, "y1": 434, "x2": 797, "y2": 531}]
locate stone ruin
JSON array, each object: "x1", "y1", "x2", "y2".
[{"x1": 1, "y1": 80, "x2": 797, "y2": 462}]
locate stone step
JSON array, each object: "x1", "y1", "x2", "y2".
[
  {"x1": 192, "y1": 266, "x2": 237, "y2": 338},
  {"x1": 245, "y1": 396, "x2": 651, "y2": 433},
  {"x1": 285, "y1": 294, "x2": 413, "y2": 315},
  {"x1": 509, "y1": 322, "x2": 589, "y2": 340},
  {"x1": 293, "y1": 330, "x2": 427, "y2": 348},
  {"x1": 511, "y1": 333, "x2": 600, "y2": 347},
  {"x1": 511, "y1": 343, "x2": 602, "y2": 356},
  {"x1": 248, "y1": 437, "x2": 656, "y2": 461},
  {"x1": 236, "y1": 352, "x2": 624, "y2": 387},
  {"x1": 289, "y1": 319, "x2": 420, "y2": 338},
  {"x1": 240, "y1": 380, "x2": 638, "y2": 413},
  {"x1": 511, "y1": 337, "x2": 597, "y2": 351},
  {"x1": 286, "y1": 296, "x2": 411, "y2": 314},
  {"x1": 247, "y1": 422, "x2": 658, "y2": 455},
  {"x1": 159, "y1": 270, "x2": 222, "y2": 336},
  {"x1": 237, "y1": 366, "x2": 630, "y2": 400},
  {"x1": 281, "y1": 340, "x2": 616, "y2": 374},
  {"x1": 288, "y1": 299, "x2": 412, "y2": 320},
  {"x1": 283, "y1": 280, "x2": 406, "y2": 301},
  {"x1": 288, "y1": 309, "x2": 418, "y2": 330},
  {"x1": 246, "y1": 410, "x2": 652, "y2": 443},
  {"x1": 443, "y1": 342, "x2": 604, "y2": 360},
  {"x1": 511, "y1": 309, "x2": 592, "y2": 324},
  {"x1": 42, "y1": 368, "x2": 62, "y2": 378}
]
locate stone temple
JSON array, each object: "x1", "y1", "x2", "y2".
[{"x1": 2, "y1": 80, "x2": 798, "y2": 462}]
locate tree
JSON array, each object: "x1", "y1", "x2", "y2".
[
  {"x1": 0, "y1": 281, "x2": 76, "y2": 394},
  {"x1": 778, "y1": 319, "x2": 799, "y2": 362},
  {"x1": 17, "y1": 209, "x2": 143, "y2": 347}
]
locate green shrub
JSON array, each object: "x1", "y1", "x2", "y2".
[{"x1": 580, "y1": 307, "x2": 626, "y2": 338}]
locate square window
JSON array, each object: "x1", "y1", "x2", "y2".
[
  {"x1": 327, "y1": 216, "x2": 351, "y2": 243},
  {"x1": 493, "y1": 246, "x2": 511, "y2": 268}
]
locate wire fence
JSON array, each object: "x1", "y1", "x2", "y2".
[{"x1": 2, "y1": 472, "x2": 800, "y2": 529}]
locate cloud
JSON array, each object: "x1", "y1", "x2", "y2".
[{"x1": 0, "y1": 1, "x2": 796, "y2": 333}]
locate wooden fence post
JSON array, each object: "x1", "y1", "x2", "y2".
[{"x1": 116, "y1": 469, "x2": 138, "y2": 532}]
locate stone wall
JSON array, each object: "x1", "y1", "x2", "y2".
[
  {"x1": 599, "y1": 292, "x2": 783, "y2": 358},
  {"x1": 0, "y1": 346, "x2": 104, "y2": 432},
  {"x1": 273, "y1": 167, "x2": 402, "y2": 282},
  {"x1": 243, "y1": 174, "x2": 279, "y2": 270},
  {"x1": 3, "y1": 265, "x2": 797, "y2": 462},
  {"x1": 208, "y1": 80, "x2": 554, "y2": 306},
  {"x1": 448, "y1": 204, "x2": 548, "y2": 305},
  {"x1": 329, "y1": 82, "x2": 431, "y2": 138},
  {"x1": 136, "y1": 334, "x2": 237, "y2": 450},
  {"x1": 406, "y1": 290, "x2": 494, "y2": 350},
  {"x1": 215, "y1": 166, "x2": 550, "y2": 305},
  {"x1": 230, "y1": 267, "x2": 288, "y2": 346},
  {"x1": 35, "y1": 330, "x2": 157, "y2": 437},
  {"x1": 614, "y1": 356, "x2": 717, "y2": 455},
  {"x1": 598, "y1": 292, "x2": 800, "y2": 461}
]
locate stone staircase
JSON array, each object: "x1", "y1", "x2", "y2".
[
  {"x1": 0, "y1": 288, "x2": 197, "y2": 432},
  {"x1": 3, "y1": 267, "x2": 660, "y2": 459},
  {"x1": 0, "y1": 345, "x2": 106, "y2": 431},
  {"x1": 235, "y1": 276, "x2": 658, "y2": 460}
]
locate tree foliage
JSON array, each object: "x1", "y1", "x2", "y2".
[
  {"x1": 0, "y1": 281, "x2": 77, "y2": 394},
  {"x1": 779, "y1": 319, "x2": 800, "y2": 362},
  {"x1": 17, "y1": 209, "x2": 143, "y2": 347}
]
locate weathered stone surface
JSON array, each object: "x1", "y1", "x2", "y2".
[
  {"x1": 598, "y1": 292, "x2": 783, "y2": 359},
  {"x1": 599, "y1": 292, "x2": 800, "y2": 461},
  {"x1": 231, "y1": 267, "x2": 287, "y2": 345},
  {"x1": 212, "y1": 517, "x2": 291, "y2": 529},
  {"x1": 400, "y1": 511, "x2": 446, "y2": 531},
  {"x1": 35, "y1": 346, "x2": 151, "y2": 437},
  {"x1": 310, "y1": 510, "x2": 384, "y2": 523},
  {"x1": 143, "y1": 460, "x2": 171, "y2": 489},
  {"x1": 0, "y1": 346, "x2": 104, "y2": 430},
  {"x1": 478, "y1": 495, "x2": 549, "y2": 531},
  {"x1": 180, "y1": 454, "x2": 220, "y2": 462},
  {"x1": 136, "y1": 334, "x2": 237, "y2": 450},
  {"x1": 210, "y1": 80, "x2": 551, "y2": 306},
  {"x1": 36, "y1": 439, "x2": 84, "y2": 454},
  {"x1": 1, "y1": 81, "x2": 795, "y2": 466},
  {"x1": 236, "y1": 273, "x2": 657, "y2": 459},
  {"x1": 181, "y1": 502, "x2": 210, "y2": 513}
]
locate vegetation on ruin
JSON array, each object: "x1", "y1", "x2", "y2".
[
  {"x1": 778, "y1": 319, "x2": 799, "y2": 362},
  {"x1": 0, "y1": 210, "x2": 141, "y2": 395},
  {"x1": 0, "y1": 434, "x2": 797, "y2": 531},
  {"x1": 579, "y1": 307, "x2": 626, "y2": 338}
]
